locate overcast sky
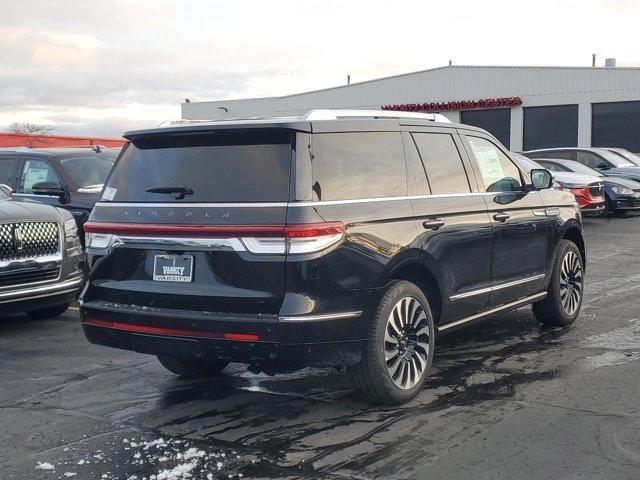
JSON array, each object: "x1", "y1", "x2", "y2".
[{"x1": 1, "y1": 0, "x2": 637, "y2": 137}]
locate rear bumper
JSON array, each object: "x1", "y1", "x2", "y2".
[{"x1": 80, "y1": 300, "x2": 369, "y2": 368}]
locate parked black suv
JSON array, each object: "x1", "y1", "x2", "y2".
[
  {"x1": 0, "y1": 184, "x2": 84, "y2": 318},
  {"x1": 0, "y1": 147, "x2": 119, "y2": 239},
  {"x1": 80, "y1": 110, "x2": 586, "y2": 404}
]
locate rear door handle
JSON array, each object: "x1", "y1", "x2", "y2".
[
  {"x1": 423, "y1": 219, "x2": 445, "y2": 231},
  {"x1": 493, "y1": 212, "x2": 510, "y2": 222}
]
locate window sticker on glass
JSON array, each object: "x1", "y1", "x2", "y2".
[
  {"x1": 468, "y1": 138, "x2": 505, "y2": 185},
  {"x1": 23, "y1": 166, "x2": 49, "y2": 190},
  {"x1": 102, "y1": 186, "x2": 117, "y2": 201}
]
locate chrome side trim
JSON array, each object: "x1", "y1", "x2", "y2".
[
  {"x1": 438, "y1": 292, "x2": 547, "y2": 333},
  {"x1": 290, "y1": 194, "x2": 490, "y2": 207},
  {"x1": 278, "y1": 311, "x2": 363, "y2": 322},
  {"x1": 0, "y1": 276, "x2": 83, "y2": 302},
  {"x1": 110, "y1": 235, "x2": 246, "y2": 251},
  {"x1": 11, "y1": 193, "x2": 60, "y2": 199},
  {"x1": 95, "y1": 192, "x2": 543, "y2": 210},
  {"x1": 95, "y1": 202, "x2": 289, "y2": 208},
  {"x1": 532, "y1": 209, "x2": 547, "y2": 217},
  {"x1": 449, "y1": 285, "x2": 492, "y2": 301},
  {"x1": 449, "y1": 274, "x2": 546, "y2": 301}
]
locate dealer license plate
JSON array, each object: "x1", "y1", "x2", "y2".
[{"x1": 153, "y1": 254, "x2": 193, "y2": 282}]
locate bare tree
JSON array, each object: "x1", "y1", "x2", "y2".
[{"x1": 8, "y1": 122, "x2": 54, "y2": 147}]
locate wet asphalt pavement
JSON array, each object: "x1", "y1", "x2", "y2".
[{"x1": 2, "y1": 215, "x2": 640, "y2": 480}]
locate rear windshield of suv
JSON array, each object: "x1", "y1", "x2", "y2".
[{"x1": 103, "y1": 130, "x2": 293, "y2": 202}]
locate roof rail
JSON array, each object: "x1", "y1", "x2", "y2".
[
  {"x1": 0, "y1": 146, "x2": 30, "y2": 152},
  {"x1": 301, "y1": 109, "x2": 452, "y2": 123}
]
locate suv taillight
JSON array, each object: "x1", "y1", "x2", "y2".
[
  {"x1": 83, "y1": 222, "x2": 345, "y2": 255},
  {"x1": 243, "y1": 222, "x2": 345, "y2": 254}
]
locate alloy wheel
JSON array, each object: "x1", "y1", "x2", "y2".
[
  {"x1": 560, "y1": 250, "x2": 583, "y2": 316},
  {"x1": 384, "y1": 296, "x2": 430, "y2": 390}
]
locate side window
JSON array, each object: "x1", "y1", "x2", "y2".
[
  {"x1": 576, "y1": 151, "x2": 605, "y2": 169},
  {"x1": 543, "y1": 150, "x2": 574, "y2": 160},
  {"x1": 401, "y1": 132, "x2": 429, "y2": 195},
  {"x1": 311, "y1": 132, "x2": 406, "y2": 201},
  {"x1": 466, "y1": 136, "x2": 523, "y2": 193},
  {"x1": 18, "y1": 159, "x2": 61, "y2": 194},
  {"x1": 0, "y1": 157, "x2": 19, "y2": 187},
  {"x1": 412, "y1": 133, "x2": 470, "y2": 194},
  {"x1": 538, "y1": 162, "x2": 566, "y2": 172}
]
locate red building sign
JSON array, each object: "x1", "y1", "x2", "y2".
[{"x1": 381, "y1": 96, "x2": 523, "y2": 113}]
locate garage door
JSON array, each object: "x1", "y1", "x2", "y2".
[
  {"x1": 460, "y1": 108, "x2": 511, "y2": 149},
  {"x1": 592, "y1": 101, "x2": 640, "y2": 153},
  {"x1": 523, "y1": 105, "x2": 578, "y2": 151}
]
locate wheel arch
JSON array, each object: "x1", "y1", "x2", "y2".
[
  {"x1": 385, "y1": 250, "x2": 444, "y2": 324},
  {"x1": 562, "y1": 222, "x2": 586, "y2": 269}
]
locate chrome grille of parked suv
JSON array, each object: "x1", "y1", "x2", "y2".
[
  {"x1": 0, "y1": 222, "x2": 60, "y2": 261},
  {"x1": 588, "y1": 182, "x2": 604, "y2": 197}
]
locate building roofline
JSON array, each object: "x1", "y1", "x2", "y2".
[{"x1": 186, "y1": 64, "x2": 640, "y2": 107}]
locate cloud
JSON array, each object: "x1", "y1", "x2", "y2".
[{"x1": 1, "y1": 0, "x2": 639, "y2": 137}]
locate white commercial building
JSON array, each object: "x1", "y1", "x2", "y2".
[{"x1": 182, "y1": 64, "x2": 640, "y2": 152}]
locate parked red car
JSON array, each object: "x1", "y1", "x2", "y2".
[
  {"x1": 555, "y1": 180, "x2": 605, "y2": 214},
  {"x1": 513, "y1": 154, "x2": 605, "y2": 214}
]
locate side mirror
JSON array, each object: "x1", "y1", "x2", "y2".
[
  {"x1": 530, "y1": 169, "x2": 553, "y2": 190},
  {"x1": 0, "y1": 183, "x2": 12, "y2": 197},
  {"x1": 32, "y1": 182, "x2": 68, "y2": 202},
  {"x1": 597, "y1": 163, "x2": 610, "y2": 170}
]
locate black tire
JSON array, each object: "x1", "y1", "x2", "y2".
[
  {"x1": 157, "y1": 356, "x2": 229, "y2": 378},
  {"x1": 533, "y1": 240, "x2": 584, "y2": 327},
  {"x1": 27, "y1": 303, "x2": 70, "y2": 320},
  {"x1": 605, "y1": 195, "x2": 620, "y2": 217},
  {"x1": 347, "y1": 280, "x2": 435, "y2": 405},
  {"x1": 600, "y1": 196, "x2": 612, "y2": 217}
]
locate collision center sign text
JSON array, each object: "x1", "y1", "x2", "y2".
[{"x1": 381, "y1": 96, "x2": 523, "y2": 113}]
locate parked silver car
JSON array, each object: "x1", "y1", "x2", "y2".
[{"x1": 0, "y1": 184, "x2": 84, "y2": 318}]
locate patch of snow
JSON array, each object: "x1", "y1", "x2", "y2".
[
  {"x1": 35, "y1": 462, "x2": 55, "y2": 470},
  {"x1": 156, "y1": 461, "x2": 197, "y2": 480}
]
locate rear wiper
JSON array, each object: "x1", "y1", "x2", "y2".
[{"x1": 145, "y1": 186, "x2": 194, "y2": 200}]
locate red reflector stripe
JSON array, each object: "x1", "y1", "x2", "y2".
[
  {"x1": 83, "y1": 318, "x2": 260, "y2": 342},
  {"x1": 224, "y1": 333, "x2": 260, "y2": 341},
  {"x1": 284, "y1": 222, "x2": 344, "y2": 238}
]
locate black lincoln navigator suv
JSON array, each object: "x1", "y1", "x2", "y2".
[{"x1": 80, "y1": 110, "x2": 585, "y2": 404}]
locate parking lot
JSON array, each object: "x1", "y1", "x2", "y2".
[{"x1": 1, "y1": 215, "x2": 639, "y2": 480}]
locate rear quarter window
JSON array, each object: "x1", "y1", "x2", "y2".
[
  {"x1": 412, "y1": 133, "x2": 471, "y2": 194},
  {"x1": 310, "y1": 132, "x2": 406, "y2": 201},
  {"x1": 104, "y1": 130, "x2": 293, "y2": 202}
]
